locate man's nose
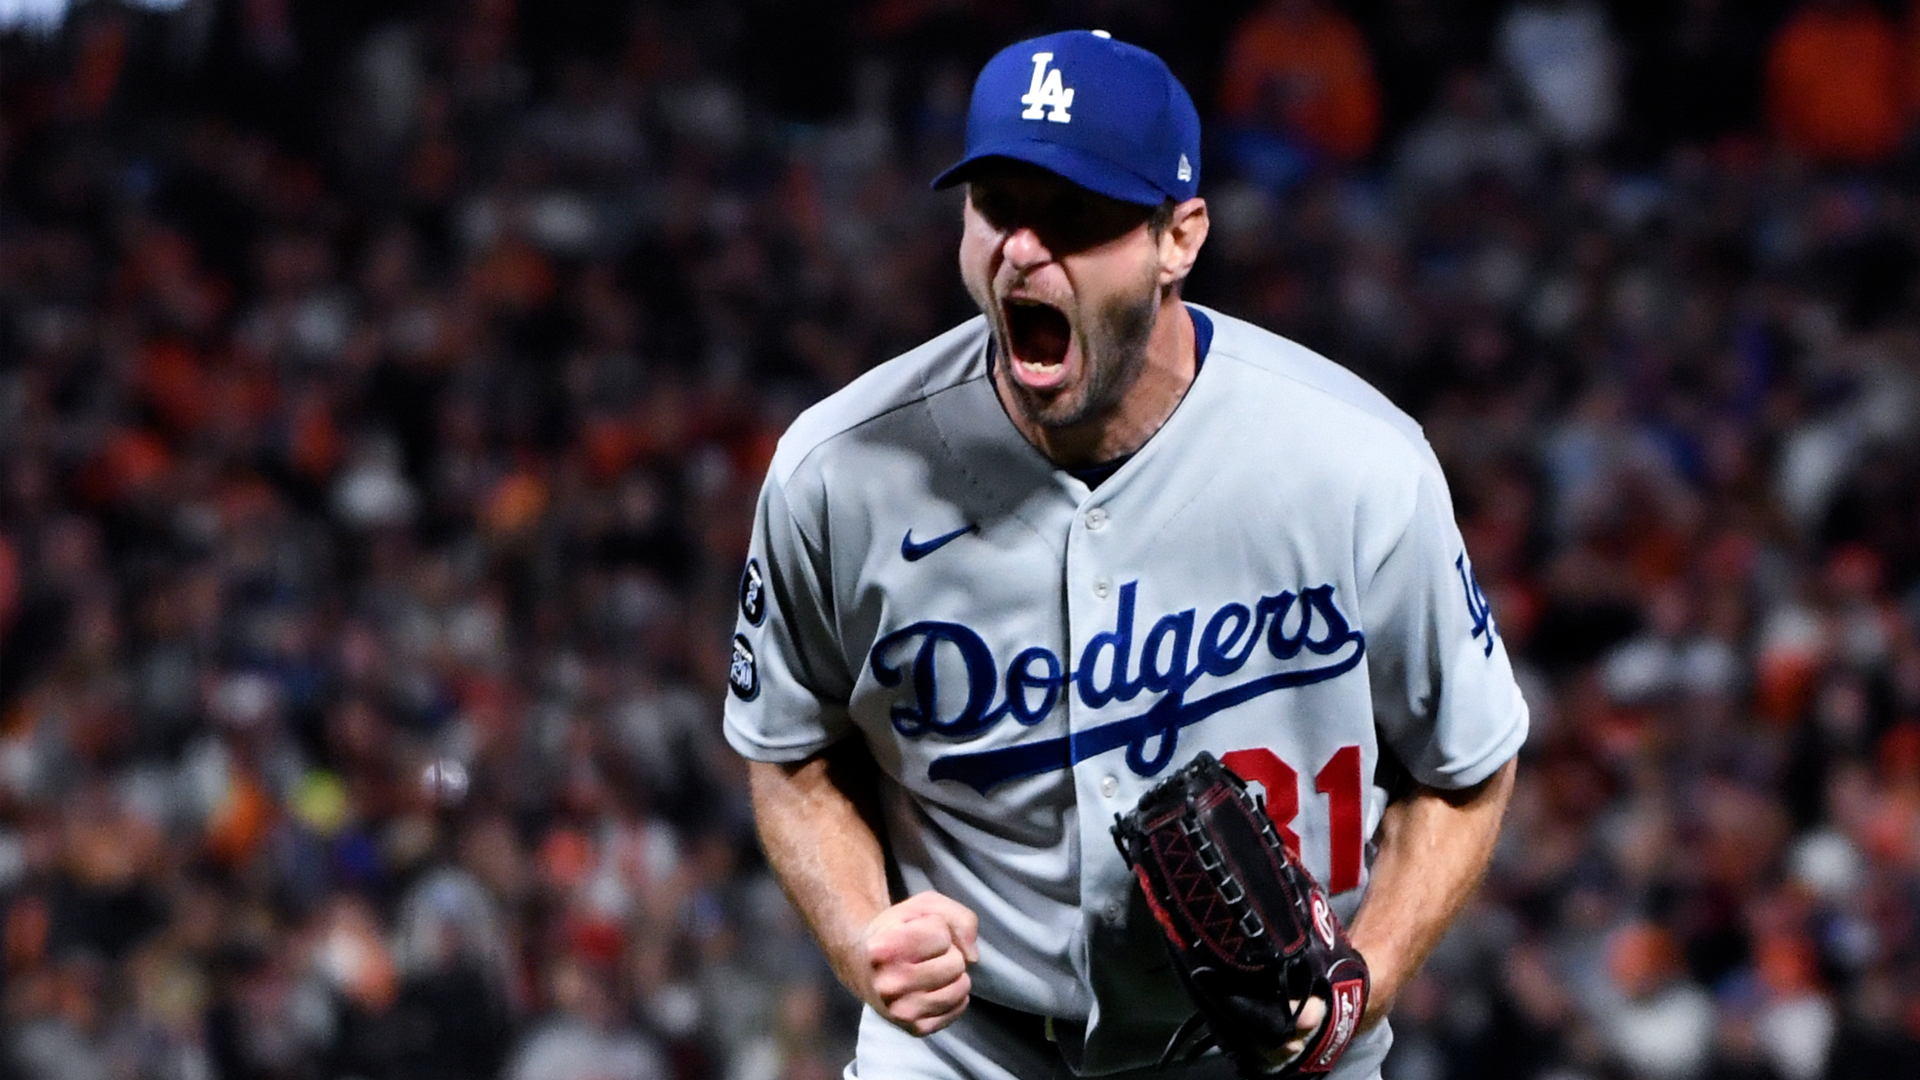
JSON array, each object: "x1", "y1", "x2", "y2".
[{"x1": 1000, "y1": 226, "x2": 1053, "y2": 271}]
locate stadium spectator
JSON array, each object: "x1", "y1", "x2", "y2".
[
  {"x1": 1496, "y1": 0, "x2": 1623, "y2": 148},
  {"x1": 1766, "y1": 0, "x2": 1907, "y2": 166},
  {"x1": 1217, "y1": 0, "x2": 1382, "y2": 188},
  {"x1": 1587, "y1": 921, "x2": 1718, "y2": 1080}
]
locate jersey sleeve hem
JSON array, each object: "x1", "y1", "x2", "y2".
[
  {"x1": 1412, "y1": 695, "x2": 1529, "y2": 791},
  {"x1": 723, "y1": 712, "x2": 849, "y2": 764}
]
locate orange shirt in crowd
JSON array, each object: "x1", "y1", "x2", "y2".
[
  {"x1": 1905, "y1": 0, "x2": 1920, "y2": 116},
  {"x1": 1219, "y1": 0, "x2": 1382, "y2": 162},
  {"x1": 1767, "y1": 0, "x2": 1905, "y2": 165}
]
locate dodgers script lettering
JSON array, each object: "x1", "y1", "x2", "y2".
[{"x1": 868, "y1": 582, "x2": 1366, "y2": 792}]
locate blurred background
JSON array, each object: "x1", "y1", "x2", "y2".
[{"x1": 3, "y1": 1, "x2": 1920, "y2": 1078}]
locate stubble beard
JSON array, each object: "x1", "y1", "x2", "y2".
[{"x1": 997, "y1": 280, "x2": 1161, "y2": 432}]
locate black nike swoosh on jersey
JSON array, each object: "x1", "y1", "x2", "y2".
[{"x1": 900, "y1": 524, "x2": 976, "y2": 561}]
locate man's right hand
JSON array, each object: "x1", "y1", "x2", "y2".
[{"x1": 855, "y1": 891, "x2": 980, "y2": 1036}]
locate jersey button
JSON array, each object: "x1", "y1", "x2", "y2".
[
  {"x1": 1085, "y1": 508, "x2": 1108, "y2": 531},
  {"x1": 1093, "y1": 577, "x2": 1112, "y2": 599},
  {"x1": 1099, "y1": 775, "x2": 1118, "y2": 799},
  {"x1": 1104, "y1": 901, "x2": 1123, "y2": 921}
]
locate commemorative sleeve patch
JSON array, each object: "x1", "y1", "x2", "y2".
[
  {"x1": 740, "y1": 559, "x2": 767, "y2": 626},
  {"x1": 728, "y1": 634, "x2": 760, "y2": 700}
]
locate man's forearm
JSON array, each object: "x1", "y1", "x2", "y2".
[
  {"x1": 1346, "y1": 756, "x2": 1517, "y2": 1027},
  {"x1": 749, "y1": 750, "x2": 894, "y2": 995},
  {"x1": 749, "y1": 748, "x2": 981, "y2": 1035}
]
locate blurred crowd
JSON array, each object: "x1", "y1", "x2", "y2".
[{"x1": 5, "y1": 1, "x2": 1920, "y2": 1079}]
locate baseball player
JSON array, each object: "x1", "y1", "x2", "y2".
[{"x1": 724, "y1": 29, "x2": 1527, "y2": 1080}]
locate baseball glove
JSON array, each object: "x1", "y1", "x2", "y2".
[{"x1": 1112, "y1": 751, "x2": 1369, "y2": 1079}]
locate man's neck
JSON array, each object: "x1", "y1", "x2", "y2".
[{"x1": 1014, "y1": 298, "x2": 1198, "y2": 469}]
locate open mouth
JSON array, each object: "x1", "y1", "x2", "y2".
[{"x1": 1003, "y1": 298, "x2": 1073, "y2": 386}]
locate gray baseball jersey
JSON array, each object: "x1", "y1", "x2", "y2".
[{"x1": 724, "y1": 304, "x2": 1529, "y2": 1079}]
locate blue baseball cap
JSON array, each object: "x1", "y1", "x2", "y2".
[{"x1": 932, "y1": 30, "x2": 1201, "y2": 206}]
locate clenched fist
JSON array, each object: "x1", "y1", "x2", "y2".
[{"x1": 856, "y1": 891, "x2": 980, "y2": 1036}]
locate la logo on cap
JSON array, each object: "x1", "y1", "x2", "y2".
[
  {"x1": 1020, "y1": 52, "x2": 1074, "y2": 123},
  {"x1": 931, "y1": 29, "x2": 1198, "y2": 206}
]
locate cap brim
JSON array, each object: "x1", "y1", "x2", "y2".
[{"x1": 931, "y1": 140, "x2": 1168, "y2": 206}]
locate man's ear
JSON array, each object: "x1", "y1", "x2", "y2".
[{"x1": 1157, "y1": 198, "x2": 1209, "y2": 287}]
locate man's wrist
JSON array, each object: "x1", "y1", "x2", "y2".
[{"x1": 1344, "y1": 939, "x2": 1399, "y2": 1030}]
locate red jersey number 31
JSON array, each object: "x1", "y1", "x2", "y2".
[{"x1": 1221, "y1": 746, "x2": 1365, "y2": 894}]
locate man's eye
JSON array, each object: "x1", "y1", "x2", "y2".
[
  {"x1": 974, "y1": 196, "x2": 1017, "y2": 227},
  {"x1": 1051, "y1": 196, "x2": 1092, "y2": 223}
]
